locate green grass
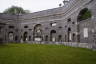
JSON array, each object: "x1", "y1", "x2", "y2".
[{"x1": 0, "y1": 44, "x2": 96, "y2": 64}]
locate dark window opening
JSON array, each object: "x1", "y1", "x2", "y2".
[
  {"x1": 58, "y1": 35, "x2": 62, "y2": 42},
  {"x1": 15, "y1": 36, "x2": 18, "y2": 41},
  {"x1": 67, "y1": 18, "x2": 71, "y2": 22},
  {"x1": 58, "y1": 26, "x2": 62, "y2": 29},
  {"x1": 23, "y1": 32, "x2": 28, "y2": 41},
  {"x1": 29, "y1": 36, "x2": 31, "y2": 41},
  {"x1": 77, "y1": 35, "x2": 80, "y2": 42},
  {"x1": 72, "y1": 22, "x2": 75, "y2": 24},
  {"x1": 50, "y1": 30, "x2": 56, "y2": 34},
  {"x1": 72, "y1": 33, "x2": 75, "y2": 42},
  {"x1": 9, "y1": 26, "x2": 14, "y2": 28},
  {"x1": 50, "y1": 30, "x2": 56, "y2": 41},
  {"x1": 45, "y1": 35, "x2": 48, "y2": 41},
  {"x1": 24, "y1": 26, "x2": 28, "y2": 28},
  {"x1": 68, "y1": 28, "x2": 71, "y2": 42}
]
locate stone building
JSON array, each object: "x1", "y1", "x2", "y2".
[{"x1": 0, "y1": 0, "x2": 96, "y2": 45}]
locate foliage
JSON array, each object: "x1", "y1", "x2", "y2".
[
  {"x1": 78, "y1": 8, "x2": 92, "y2": 21},
  {"x1": 3, "y1": 6, "x2": 30, "y2": 14},
  {"x1": 0, "y1": 44, "x2": 96, "y2": 64}
]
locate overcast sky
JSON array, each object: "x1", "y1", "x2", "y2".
[{"x1": 0, "y1": 0, "x2": 64, "y2": 13}]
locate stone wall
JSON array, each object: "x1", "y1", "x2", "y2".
[{"x1": 0, "y1": 0, "x2": 96, "y2": 47}]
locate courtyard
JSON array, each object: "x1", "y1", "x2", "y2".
[{"x1": 0, "y1": 44, "x2": 96, "y2": 64}]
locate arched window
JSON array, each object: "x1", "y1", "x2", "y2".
[
  {"x1": 77, "y1": 8, "x2": 92, "y2": 21},
  {"x1": 68, "y1": 28, "x2": 71, "y2": 42},
  {"x1": 33, "y1": 24, "x2": 43, "y2": 41},
  {"x1": 23, "y1": 32, "x2": 28, "y2": 41},
  {"x1": 15, "y1": 36, "x2": 18, "y2": 41},
  {"x1": 50, "y1": 30, "x2": 56, "y2": 42},
  {"x1": 8, "y1": 32, "x2": 14, "y2": 41},
  {"x1": 58, "y1": 35, "x2": 62, "y2": 42},
  {"x1": 72, "y1": 33, "x2": 75, "y2": 42},
  {"x1": 45, "y1": 35, "x2": 48, "y2": 41},
  {"x1": 29, "y1": 36, "x2": 31, "y2": 41}
]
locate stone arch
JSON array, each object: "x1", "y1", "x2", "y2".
[
  {"x1": 77, "y1": 8, "x2": 92, "y2": 21},
  {"x1": 45, "y1": 35, "x2": 48, "y2": 41},
  {"x1": 72, "y1": 33, "x2": 75, "y2": 42},
  {"x1": 23, "y1": 32, "x2": 28, "y2": 42},
  {"x1": 15, "y1": 36, "x2": 18, "y2": 41},
  {"x1": 33, "y1": 24, "x2": 43, "y2": 41},
  {"x1": 8, "y1": 32, "x2": 14, "y2": 41},
  {"x1": 58, "y1": 35, "x2": 62, "y2": 42},
  {"x1": 76, "y1": 8, "x2": 92, "y2": 42},
  {"x1": 29, "y1": 36, "x2": 31, "y2": 41},
  {"x1": 50, "y1": 30, "x2": 56, "y2": 42},
  {"x1": 67, "y1": 28, "x2": 71, "y2": 42}
]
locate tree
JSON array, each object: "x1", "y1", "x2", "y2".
[
  {"x1": 3, "y1": 6, "x2": 30, "y2": 14},
  {"x1": 78, "y1": 8, "x2": 92, "y2": 21}
]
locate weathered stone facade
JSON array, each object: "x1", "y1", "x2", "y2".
[{"x1": 0, "y1": 0, "x2": 96, "y2": 46}]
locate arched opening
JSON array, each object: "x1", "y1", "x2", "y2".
[
  {"x1": 23, "y1": 32, "x2": 28, "y2": 42},
  {"x1": 76, "y1": 8, "x2": 91, "y2": 42},
  {"x1": 72, "y1": 33, "x2": 75, "y2": 42},
  {"x1": 68, "y1": 28, "x2": 71, "y2": 42},
  {"x1": 50, "y1": 30, "x2": 56, "y2": 42},
  {"x1": 15, "y1": 36, "x2": 18, "y2": 41},
  {"x1": 45, "y1": 35, "x2": 48, "y2": 41},
  {"x1": 77, "y1": 8, "x2": 92, "y2": 21},
  {"x1": 20, "y1": 36, "x2": 23, "y2": 43},
  {"x1": 29, "y1": 36, "x2": 31, "y2": 41},
  {"x1": 33, "y1": 24, "x2": 43, "y2": 41},
  {"x1": 58, "y1": 35, "x2": 62, "y2": 42},
  {"x1": 8, "y1": 32, "x2": 14, "y2": 41},
  {"x1": 77, "y1": 35, "x2": 80, "y2": 42}
]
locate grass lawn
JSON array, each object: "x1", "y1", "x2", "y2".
[{"x1": 0, "y1": 44, "x2": 96, "y2": 64}]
